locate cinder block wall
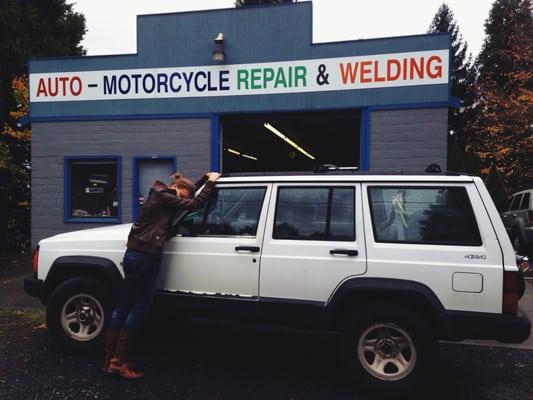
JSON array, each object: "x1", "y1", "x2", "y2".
[
  {"x1": 31, "y1": 118, "x2": 211, "y2": 246},
  {"x1": 369, "y1": 108, "x2": 448, "y2": 173}
]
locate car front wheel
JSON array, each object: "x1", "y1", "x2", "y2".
[
  {"x1": 341, "y1": 304, "x2": 439, "y2": 397},
  {"x1": 46, "y1": 277, "x2": 112, "y2": 353}
]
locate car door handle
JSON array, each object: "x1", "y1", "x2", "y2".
[
  {"x1": 330, "y1": 249, "x2": 358, "y2": 257},
  {"x1": 235, "y1": 246, "x2": 260, "y2": 253}
]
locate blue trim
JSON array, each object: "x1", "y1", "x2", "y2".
[
  {"x1": 359, "y1": 108, "x2": 371, "y2": 171},
  {"x1": 131, "y1": 156, "x2": 177, "y2": 220},
  {"x1": 367, "y1": 101, "x2": 451, "y2": 112},
  {"x1": 64, "y1": 156, "x2": 122, "y2": 224},
  {"x1": 449, "y1": 96, "x2": 461, "y2": 109},
  {"x1": 210, "y1": 114, "x2": 220, "y2": 172},
  {"x1": 31, "y1": 113, "x2": 212, "y2": 123}
]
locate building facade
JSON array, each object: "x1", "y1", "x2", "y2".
[{"x1": 29, "y1": 3, "x2": 453, "y2": 245}]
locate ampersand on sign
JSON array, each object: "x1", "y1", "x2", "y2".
[{"x1": 316, "y1": 64, "x2": 330, "y2": 85}]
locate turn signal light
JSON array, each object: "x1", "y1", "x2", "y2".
[
  {"x1": 503, "y1": 271, "x2": 519, "y2": 314},
  {"x1": 32, "y1": 246, "x2": 40, "y2": 274}
]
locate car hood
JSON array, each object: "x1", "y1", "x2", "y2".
[{"x1": 40, "y1": 223, "x2": 132, "y2": 244}]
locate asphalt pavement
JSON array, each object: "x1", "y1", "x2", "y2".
[{"x1": 1, "y1": 273, "x2": 533, "y2": 399}]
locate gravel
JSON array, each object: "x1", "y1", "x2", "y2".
[{"x1": 1, "y1": 310, "x2": 532, "y2": 400}]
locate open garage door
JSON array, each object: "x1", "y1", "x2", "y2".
[{"x1": 221, "y1": 110, "x2": 361, "y2": 173}]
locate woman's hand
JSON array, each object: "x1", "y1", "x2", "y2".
[{"x1": 206, "y1": 172, "x2": 221, "y2": 182}]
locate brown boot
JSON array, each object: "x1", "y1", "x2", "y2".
[
  {"x1": 107, "y1": 330, "x2": 144, "y2": 379},
  {"x1": 102, "y1": 329, "x2": 119, "y2": 373}
]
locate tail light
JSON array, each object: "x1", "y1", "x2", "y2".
[
  {"x1": 32, "y1": 246, "x2": 40, "y2": 274},
  {"x1": 503, "y1": 271, "x2": 521, "y2": 314}
]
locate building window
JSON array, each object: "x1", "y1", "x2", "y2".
[
  {"x1": 177, "y1": 187, "x2": 267, "y2": 236},
  {"x1": 368, "y1": 186, "x2": 481, "y2": 246},
  {"x1": 273, "y1": 186, "x2": 355, "y2": 241},
  {"x1": 65, "y1": 157, "x2": 120, "y2": 222}
]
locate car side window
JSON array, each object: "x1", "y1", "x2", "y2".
[
  {"x1": 273, "y1": 186, "x2": 355, "y2": 241},
  {"x1": 368, "y1": 186, "x2": 482, "y2": 246},
  {"x1": 510, "y1": 195, "x2": 523, "y2": 211},
  {"x1": 505, "y1": 196, "x2": 515, "y2": 211},
  {"x1": 177, "y1": 187, "x2": 266, "y2": 236},
  {"x1": 520, "y1": 193, "x2": 530, "y2": 210}
]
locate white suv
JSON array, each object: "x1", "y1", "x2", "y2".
[{"x1": 25, "y1": 172, "x2": 530, "y2": 395}]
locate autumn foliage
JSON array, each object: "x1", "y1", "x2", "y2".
[{"x1": 469, "y1": 0, "x2": 533, "y2": 193}]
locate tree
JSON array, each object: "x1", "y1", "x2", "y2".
[
  {"x1": 0, "y1": 0, "x2": 86, "y2": 253},
  {"x1": 1, "y1": 76, "x2": 30, "y2": 253},
  {"x1": 428, "y1": 3, "x2": 478, "y2": 173},
  {"x1": 235, "y1": 0, "x2": 296, "y2": 7},
  {"x1": 486, "y1": 164, "x2": 508, "y2": 211},
  {"x1": 470, "y1": 0, "x2": 533, "y2": 194}
]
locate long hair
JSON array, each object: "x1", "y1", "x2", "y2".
[{"x1": 170, "y1": 172, "x2": 195, "y2": 194}]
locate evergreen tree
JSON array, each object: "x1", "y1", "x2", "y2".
[
  {"x1": 235, "y1": 0, "x2": 295, "y2": 7},
  {"x1": 428, "y1": 3, "x2": 478, "y2": 173},
  {"x1": 470, "y1": 0, "x2": 532, "y2": 193}
]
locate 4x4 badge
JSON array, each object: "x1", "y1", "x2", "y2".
[{"x1": 464, "y1": 254, "x2": 487, "y2": 260}]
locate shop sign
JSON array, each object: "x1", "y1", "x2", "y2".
[{"x1": 30, "y1": 49, "x2": 448, "y2": 103}]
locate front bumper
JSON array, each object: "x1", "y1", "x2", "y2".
[
  {"x1": 24, "y1": 274, "x2": 44, "y2": 299},
  {"x1": 447, "y1": 308, "x2": 531, "y2": 343}
]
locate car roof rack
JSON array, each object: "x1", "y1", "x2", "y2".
[{"x1": 221, "y1": 164, "x2": 465, "y2": 178}]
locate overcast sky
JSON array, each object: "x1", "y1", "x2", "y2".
[{"x1": 71, "y1": 0, "x2": 494, "y2": 58}]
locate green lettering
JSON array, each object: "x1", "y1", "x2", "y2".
[
  {"x1": 263, "y1": 68, "x2": 275, "y2": 88},
  {"x1": 237, "y1": 69, "x2": 249, "y2": 90},
  {"x1": 274, "y1": 68, "x2": 287, "y2": 88},
  {"x1": 295, "y1": 66, "x2": 307, "y2": 87},
  {"x1": 251, "y1": 68, "x2": 261, "y2": 89},
  {"x1": 288, "y1": 66, "x2": 293, "y2": 87}
]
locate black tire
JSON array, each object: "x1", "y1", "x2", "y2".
[
  {"x1": 341, "y1": 304, "x2": 439, "y2": 397},
  {"x1": 46, "y1": 277, "x2": 112, "y2": 354}
]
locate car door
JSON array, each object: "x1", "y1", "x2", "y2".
[
  {"x1": 158, "y1": 183, "x2": 271, "y2": 297},
  {"x1": 260, "y1": 182, "x2": 366, "y2": 302},
  {"x1": 502, "y1": 194, "x2": 522, "y2": 234},
  {"x1": 362, "y1": 182, "x2": 503, "y2": 314}
]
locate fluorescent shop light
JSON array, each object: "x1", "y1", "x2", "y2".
[
  {"x1": 225, "y1": 147, "x2": 258, "y2": 161},
  {"x1": 241, "y1": 153, "x2": 258, "y2": 161},
  {"x1": 263, "y1": 122, "x2": 316, "y2": 160}
]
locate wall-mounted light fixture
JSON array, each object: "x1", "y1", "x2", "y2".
[{"x1": 212, "y1": 33, "x2": 225, "y2": 62}]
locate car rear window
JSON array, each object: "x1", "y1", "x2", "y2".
[
  {"x1": 368, "y1": 186, "x2": 482, "y2": 246},
  {"x1": 520, "y1": 193, "x2": 530, "y2": 210}
]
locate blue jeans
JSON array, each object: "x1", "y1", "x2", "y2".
[{"x1": 108, "y1": 249, "x2": 161, "y2": 334}]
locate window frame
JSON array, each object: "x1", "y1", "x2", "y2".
[
  {"x1": 64, "y1": 155, "x2": 122, "y2": 224},
  {"x1": 176, "y1": 185, "x2": 268, "y2": 238},
  {"x1": 367, "y1": 185, "x2": 482, "y2": 247},
  {"x1": 272, "y1": 185, "x2": 356, "y2": 242}
]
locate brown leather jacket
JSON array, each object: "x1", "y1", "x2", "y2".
[{"x1": 126, "y1": 175, "x2": 215, "y2": 257}]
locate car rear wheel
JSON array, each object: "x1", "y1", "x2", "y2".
[
  {"x1": 341, "y1": 304, "x2": 439, "y2": 397},
  {"x1": 46, "y1": 277, "x2": 112, "y2": 353}
]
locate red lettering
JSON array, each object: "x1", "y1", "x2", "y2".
[
  {"x1": 58, "y1": 77, "x2": 69, "y2": 96},
  {"x1": 339, "y1": 62, "x2": 359, "y2": 84},
  {"x1": 426, "y1": 56, "x2": 443, "y2": 79},
  {"x1": 36, "y1": 78, "x2": 48, "y2": 97},
  {"x1": 360, "y1": 61, "x2": 372, "y2": 83},
  {"x1": 47, "y1": 77, "x2": 58, "y2": 96},
  {"x1": 410, "y1": 57, "x2": 425, "y2": 80},
  {"x1": 373, "y1": 60, "x2": 385, "y2": 82},
  {"x1": 387, "y1": 59, "x2": 401, "y2": 81},
  {"x1": 70, "y1": 76, "x2": 82, "y2": 96},
  {"x1": 403, "y1": 59, "x2": 408, "y2": 80}
]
